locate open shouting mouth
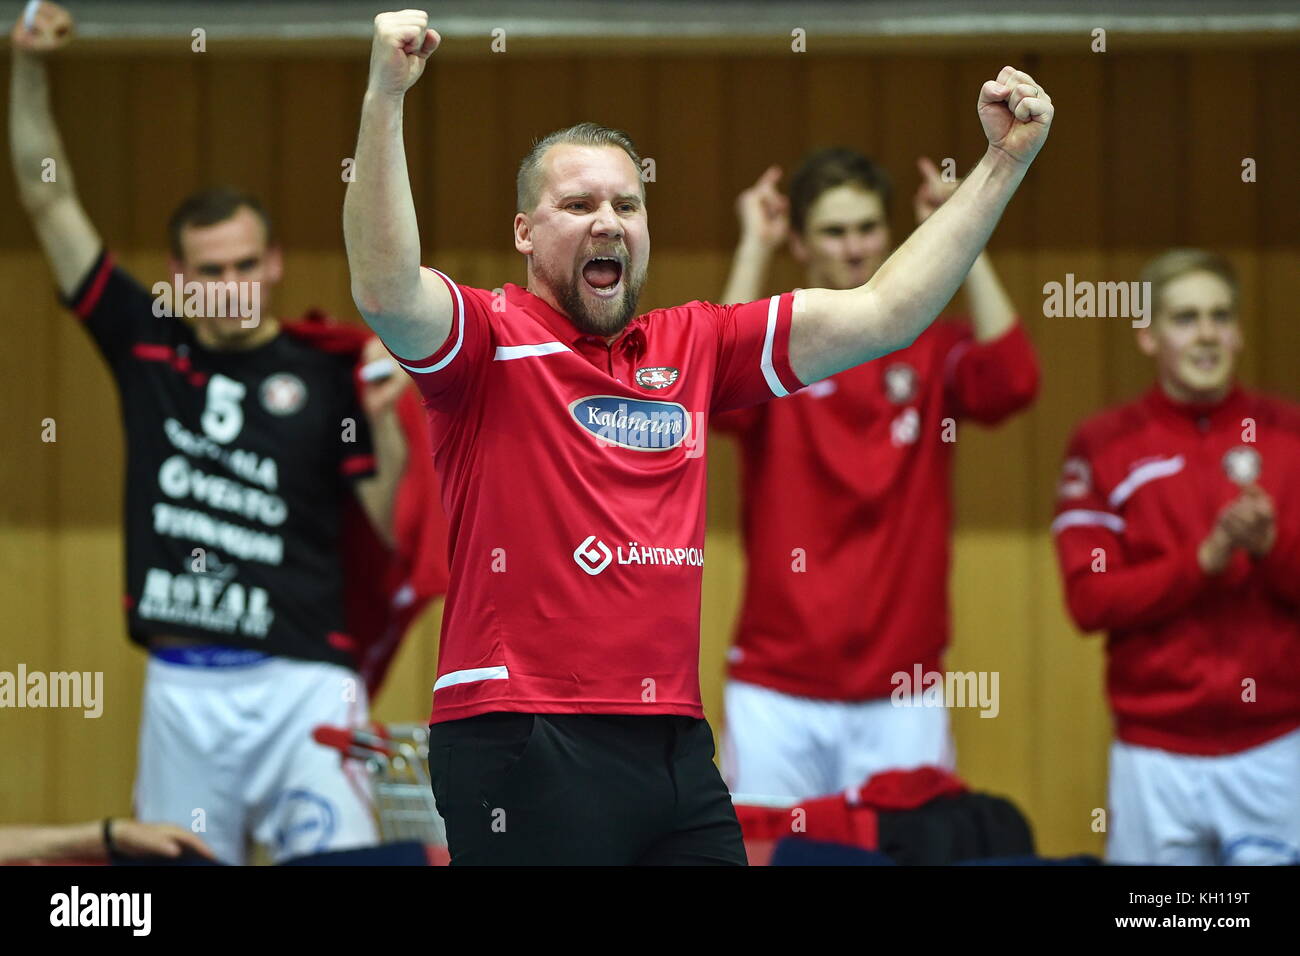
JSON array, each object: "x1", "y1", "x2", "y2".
[{"x1": 581, "y1": 254, "x2": 625, "y2": 298}]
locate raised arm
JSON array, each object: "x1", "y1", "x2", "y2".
[
  {"x1": 789, "y1": 67, "x2": 1052, "y2": 385},
  {"x1": 719, "y1": 165, "x2": 787, "y2": 305},
  {"x1": 913, "y1": 156, "x2": 1017, "y2": 343},
  {"x1": 343, "y1": 9, "x2": 452, "y2": 361},
  {"x1": 8, "y1": 1, "x2": 101, "y2": 298}
]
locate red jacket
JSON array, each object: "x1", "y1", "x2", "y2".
[
  {"x1": 1052, "y1": 384, "x2": 1300, "y2": 755},
  {"x1": 715, "y1": 319, "x2": 1038, "y2": 700},
  {"x1": 283, "y1": 314, "x2": 449, "y2": 696}
]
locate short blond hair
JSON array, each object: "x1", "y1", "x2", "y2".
[
  {"x1": 515, "y1": 122, "x2": 643, "y2": 215},
  {"x1": 1140, "y1": 248, "x2": 1238, "y2": 316}
]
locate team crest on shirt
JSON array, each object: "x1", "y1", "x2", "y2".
[
  {"x1": 1057, "y1": 457, "x2": 1092, "y2": 500},
  {"x1": 1222, "y1": 445, "x2": 1262, "y2": 485},
  {"x1": 260, "y1": 373, "x2": 308, "y2": 416},
  {"x1": 883, "y1": 362, "x2": 918, "y2": 404},
  {"x1": 635, "y1": 367, "x2": 679, "y2": 390}
]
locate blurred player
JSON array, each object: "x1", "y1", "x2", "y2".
[
  {"x1": 345, "y1": 8, "x2": 1052, "y2": 864},
  {"x1": 9, "y1": 2, "x2": 409, "y2": 864},
  {"x1": 714, "y1": 152, "x2": 1039, "y2": 801},
  {"x1": 1052, "y1": 249, "x2": 1300, "y2": 865}
]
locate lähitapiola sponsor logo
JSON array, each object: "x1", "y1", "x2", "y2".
[
  {"x1": 0, "y1": 665, "x2": 103, "y2": 718},
  {"x1": 572, "y1": 536, "x2": 704, "y2": 576},
  {"x1": 573, "y1": 536, "x2": 613, "y2": 575},
  {"x1": 569, "y1": 395, "x2": 691, "y2": 451}
]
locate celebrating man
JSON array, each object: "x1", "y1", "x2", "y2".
[{"x1": 344, "y1": 8, "x2": 1052, "y2": 865}]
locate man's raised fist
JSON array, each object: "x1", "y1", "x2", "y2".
[
  {"x1": 10, "y1": 1, "x2": 74, "y2": 54},
  {"x1": 369, "y1": 9, "x2": 441, "y2": 97},
  {"x1": 977, "y1": 66, "x2": 1053, "y2": 167}
]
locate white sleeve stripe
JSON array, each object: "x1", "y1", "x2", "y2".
[
  {"x1": 494, "y1": 342, "x2": 569, "y2": 361},
  {"x1": 398, "y1": 267, "x2": 465, "y2": 375},
  {"x1": 1108, "y1": 454, "x2": 1185, "y2": 509},
  {"x1": 1051, "y1": 509, "x2": 1126, "y2": 535},
  {"x1": 433, "y1": 665, "x2": 510, "y2": 692},
  {"x1": 759, "y1": 295, "x2": 789, "y2": 398}
]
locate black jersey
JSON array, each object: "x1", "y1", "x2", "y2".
[{"x1": 64, "y1": 250, "x2": 375, "y2": 667}]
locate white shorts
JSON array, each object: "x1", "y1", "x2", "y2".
[
  {"x1": 722, "y1": 679, "x2": 956, "y2": 803},
  {"x1": 133, "y1": 653, "x2": 378, "y2": 865},
  {"x1": 1107, "y1": 727, "x2": 1300, "y2": 865}
]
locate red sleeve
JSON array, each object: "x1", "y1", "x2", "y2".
[
  {"x1": 386, "y1": 268, "x2": 492, "y2": 413},
  {"x1": 1051, "y1": 428, "x2": 1210, "y2": 633},
  {"x1": 1252, "y1": 414, "x2": 1300, "y2": 607},
  {"x1": 707, "y1": 292, "x2": 803, "y2": 415},
  {"x1": 60, "y1": 248, "x2": 163, "y2": 374},
  {"x1": 1255, "y1": 522, "x2": 1300, "y2": 608},
  {"x1": 712, "y1": 404, "x2": 763, "y2": 435},
  {"x1": 943, "y1": 320, "x2": 1039, "y2": 424}
]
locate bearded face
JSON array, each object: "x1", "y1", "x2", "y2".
[
  {"x1": 516, "y1": 143, "x2": 651, "y2": 339},
  {"x1": 533, "y1": 238, "x2": 648, "y2": 337}
]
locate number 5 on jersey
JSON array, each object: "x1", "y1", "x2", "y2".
[{"x1": 202, "y1": 373, "x2": 246, "y2": 444}]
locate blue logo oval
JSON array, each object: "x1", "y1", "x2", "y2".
[{"x1": 569, "y1": 395, "x2": 691, "y2": 452}]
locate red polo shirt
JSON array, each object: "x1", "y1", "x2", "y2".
[{"x1": 391, "y1": 273, "x2": 802, "y2": 722}]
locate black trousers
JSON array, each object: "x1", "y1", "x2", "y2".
[{"x1": 427, "y1": 712, "x2": 748, "y2": 865}]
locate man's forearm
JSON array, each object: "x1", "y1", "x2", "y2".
[
  {"x1": 1063, "y1": 544, "x2": 1209, "y2": 634},
  {"x1": 8, "y1": 52, "x2": 76, "y2": 210},
  {"x1": 355, "y1": 408, "x2": 407, "y2": 549},
  {"x1": 0, "y1": 822, "x2": 104, "y2": 863},
  {"x1": 343, "y1": 91, "x2": 422, "y2": 316},
  {"x1": 862, "y1": 146, "x2": 1025, "y2": 347},
  {"x1": 962, "y1": 251, "x2": 1017, "y2": 342},
  {"x1": 793, "y1": 146, "x2": 1028, "y2": 382},
  {"x1": 720, "y1": 236, "x2": 775, "y2": 305}
]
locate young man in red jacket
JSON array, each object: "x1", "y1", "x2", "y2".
[
  {"x1": 1053, "y1": 249, "x2": 1300, "y2": 865},
  {"x1": 714, "y1": 151, "x2": 1039, "y2": 802}
]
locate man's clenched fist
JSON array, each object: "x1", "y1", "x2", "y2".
[
  {"x1": 10, "y1": 1, "x2": 73, "y2": 54},
  {"x1": 369, "y1": 9, "x2": 441, "y2": 97},
  {"x1": 978, "y1": 66, "x2": 1053, "y2": 167}
]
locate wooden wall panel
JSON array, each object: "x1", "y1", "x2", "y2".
[
  {"x1": 1256, "y1": 52, "x2": 1300, "y2": 401},
  {"x1": 1016, "y1": 52, "x2": 1111, "y2": 857},
  {"x1": 1, "y1": 44, "x2": 1296, "y2": 861}
]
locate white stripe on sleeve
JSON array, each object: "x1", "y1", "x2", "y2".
[
  {"x1": 759, "y1": 295, "x2": 789, "y2": 398},
  {"x1": 494, "y1": 342, "x2": 569, "y2": 361},
  {"x1": 1051, "y1": 509, "x2": 1126, "y2": 535},
  {"x1": 1108, "y1": 455, "x2": 1185, "y2": 509},
  {"x1": 433, "y1": 665, "x2": 510, "y2": 692},
  {"x1": 397, "y1": 267, "x2": 466, "y2": 375}
]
